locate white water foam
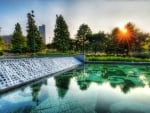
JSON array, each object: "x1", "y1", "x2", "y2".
[{"x1": 0, "y1": 57, "x2": 81, "y2": 90}]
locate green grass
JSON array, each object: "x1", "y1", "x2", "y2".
[
  {"x1": 0, "y1": 50, "x2": 80, "y2": 59},
  {"x1": 86, "y1": 55, "x2": 150, "y2": 62},
  {"x1": 36, "y1": 51, "x2": 78, "y2": 57}
]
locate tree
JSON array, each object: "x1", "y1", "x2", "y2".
[
  {"x1": 11, "y1": 23, "x2": 26, "y2": 53},
  {"x1": 105, "y1": 28, "x2": 119, "y2": 55},
  {"x1": 0, "y1": 37, "x2": 4, "y2": 51},
  {"x1": 69, "y1": 39, "x2": 76, "y2": 51},
  {"x1": 141, "y1": 34, "x2": 150, "y2": 52},
  {"x1": 26, "y1": 10, "x2": 44, "y2": 53},
  {"x1": 124, "y1": 22, "x2": 138, "y2": 53},
  {"x1": 76, "y1": 24, "x2": 92, "y2": 53},
  {"x1": 31, "y1": 82, "x2": 42, "y2": 105},
  {"x1": 108, "y1": 22, "x2": 143, "y2": 55},
  {"x1": 135, "y1": 32, "x2": 149, "y2": 52},
  {"x1": 53, "y1": 15, "x2": 70, "y2": 52},
  {"x1": 55, "y1": 74, "x2": 71, "y2": 99},
  {"x1": 86, "y1": 32, "x2": 107, "y2": 54}
]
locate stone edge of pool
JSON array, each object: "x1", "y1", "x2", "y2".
[
  {"x1": 0, "y1": 56, "x2": 84, "y2": 93},
  {"x1": 0, "y1": 65, "x2": 78, "y2": 94}
]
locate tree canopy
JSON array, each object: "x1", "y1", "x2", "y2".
[
  {"x1": 11, "y1": 23, "x2": 26, "y2": 53},
  {"x1": 87, "y1": 32, "x2": 107, "y2": 54},
  {"x1": 26, "y1": 10, "x2": 44, "y2": 53},
  {"x1": 53, "y1": 15, "x2": 71, "y2": 52},
  {"x1": 76, "y1": 24, "x2": 92, "y2": 52},
  {"x1": 106, "y1": 22, "x2": 148, "y2": 55}
]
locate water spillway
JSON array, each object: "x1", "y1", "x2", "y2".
[{"x1": 0, "y1": 57, "x2": 81, "y2": 92}]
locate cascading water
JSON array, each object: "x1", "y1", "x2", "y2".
[{"x1": 0, "y1": 57, "x2": 81, "y2": 91}]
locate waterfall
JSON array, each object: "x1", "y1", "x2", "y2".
[{"x1": 0, "y1": 57, "x2": 81, "y2": 91}]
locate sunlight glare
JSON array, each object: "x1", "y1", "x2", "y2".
[
  {"x1": 117, "y1": 25, "x2": 131, "y2": 45},
  {"x1": 121, "y1": 27, "x2": 127, "y2": 34}
]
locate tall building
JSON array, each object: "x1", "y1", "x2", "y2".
[{"x1": 39, "y1": 24, "x2": 46, "y2": 44}]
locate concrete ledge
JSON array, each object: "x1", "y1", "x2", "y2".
[
  {"x1": 0, "y1": 57, "x2": 82, "y2": 92},
  {"x1": 0, "y1": 65, "x2": 78, "y2": 94},
  {"x1": 74, "y1": 55, "x2": 85, "y2": 62}
]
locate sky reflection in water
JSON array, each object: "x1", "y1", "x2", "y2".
[{"x1": 0, "y1": 64, "x2": 150, "y2": 113}]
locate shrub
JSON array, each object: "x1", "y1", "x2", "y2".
[
  {"x1": 132, "y1": 53, "x2": 150, "y2": 59},
  {"x1": 0, "y1": 51, "x2": 3, "y2": 56}
]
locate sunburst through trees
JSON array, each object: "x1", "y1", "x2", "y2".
[{"x1": 110, "y1": 22, "x2": 141, "y2": 55}]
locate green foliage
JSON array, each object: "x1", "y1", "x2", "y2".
[
  {"x1": 86, "y1": 55, "x2": 150, "y2": 62},
  {"x1": 76, "y1": 24, "x2": 92, "y2": 52},
  {"x1": 26, "y1": 10, "x2": 44, "y2": 52},
  {"x1": 86, "y1": 31, "x2": 107, "y2": 54},
  {"x1": 0, "y1": 51, "x2": 3, "y2": 56},
  {"x1": 105, "y1": 28, "x2": 118, "y2": 54},
  {"x1": 105, "y1": 22, "x2": 148, "y2": 55},
  {"x1": 132, "y1": 53, "x2": 150, "y2": 59},
  {"x1": 69, "y1": 39, "x2": 77, "y2": 51},
  {"x1": 11, "y1": 23, "x2": 26, "y2": 53},
  {"x1": 141, "y1": 35, "x2": 150, "y2": 52},
  {"x1": 53, "y1": 15, "x2": 71, "y2": 52},
  {"x1": 31, "y1": 82, "x2": 42, "y2": 104},
  {"x1": 55, "y1": 75, "x2": 71, "y2": 98},
  {"x1": 0, "y1": 37, "x2": 4, "y2": 51},
  {"x1": 36, "y1": 50, "x2": 76, "y2": 57}
]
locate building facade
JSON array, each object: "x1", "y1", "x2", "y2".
[{"x1": 39, "y1": 24, "x2": 46, "y2": 44}]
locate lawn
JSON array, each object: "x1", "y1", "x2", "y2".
[{"x1": 86, "y1": 55, "x2": 150, "y2": 62}]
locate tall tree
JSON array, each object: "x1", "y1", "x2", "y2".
[
  {"x1": 26, "y1": 10, "x2": 44, "y2": 53},
  {"x1": 76, "y1": 24, "x2": 92, "y2": 53},
  {"x1": 105, "y1": 28, "x2": 119, "y2": 54},
  {"x1": 53, "y1": 15, "x2": 70, "y2": 52},
  {"x1": 11, "y1": 23, "x2": 26, "y2": 53},
  {"x1": 124, "y1": 22, "x2": 138, "y2": 52},
  {"x1": 108, "y1": 27, "x2": 125, "y2": 55}
]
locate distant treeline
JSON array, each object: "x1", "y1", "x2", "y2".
[{"x1": 0, "y1": 11, "x2": 150, "y2": 56}]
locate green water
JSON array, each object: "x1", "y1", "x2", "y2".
[{"x1": 0, "y1": 64, "x2": 150, "y2": 113}]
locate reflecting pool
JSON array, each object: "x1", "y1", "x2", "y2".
[{"x1": 0, "y1": 64, "x2": 150, "y2": 113}]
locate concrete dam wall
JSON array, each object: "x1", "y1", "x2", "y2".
[{"x1": 0, "y1": 57, "x2": 81, "y2": 92}]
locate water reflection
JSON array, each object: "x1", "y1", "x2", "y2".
[
  {"x1": 75, "y1": 64, "x2": 146, "y2": 93},
  {"x1": 31, "y1": 82, "x2": 42, "y2": 105},
  {"x1": 54, "y1": 73, "x2": 72, "y2": 99},
  {"x1": 52, "y1": 64, "x2": 148, "y2": 94},
  {"x1": 1, "y1": 64, "x2": 150, "y2": 113},
  {"x1": 76, "y1": 67, "x2": 91, "y2": 90}
]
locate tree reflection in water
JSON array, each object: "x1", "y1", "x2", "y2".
[
  {"x1": 51, "y1": 64, "x2": 148, "y2": 96},
  {"x1": 1, "y1": 64, "x2": 150, "y2": 113},
  {"x1": 31, "y1": 82, "x2": 42, "y2": 105},
  {"x1": 74, "y1": 64, "x2": 146, "y2": 94},
  {"x1": 54, "y1": 72, "x2": 72, "y2": 99}
]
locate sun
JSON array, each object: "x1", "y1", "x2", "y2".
[
  {"x1": 120, "y1": 27, "x2": 128, "y2": 34},
  {"x1": 117, "y1": 26, "x2": 130, "y2": 44},
  {"x1": 117, "y1": 22, "x2": 128, "y2": 34}
]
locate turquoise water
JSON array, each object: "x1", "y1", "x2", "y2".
[{"x1": 0, "y1": 64, "x2": 150, "y2": 113}]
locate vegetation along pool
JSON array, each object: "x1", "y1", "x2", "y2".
[{"x1": 0, "y1": 64, "x2": 150, "y2": 113}]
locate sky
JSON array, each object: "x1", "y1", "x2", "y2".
[{"x1": 0, "y1": 0, "x2": 150, "y2": 43}]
